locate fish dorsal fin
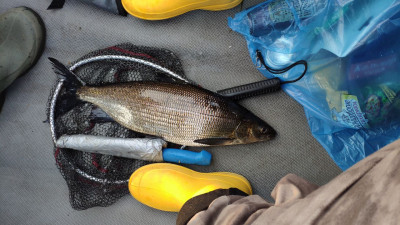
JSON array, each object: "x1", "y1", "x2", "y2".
[{"x1": 194, "y1": 137, "x2": 235, "y2": 146}]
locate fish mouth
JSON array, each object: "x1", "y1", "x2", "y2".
[
  {"x1": 267, "y1": 128, "x2": 277, "y2": 139},
  {"x1": 261, "y1": 127, "x2": 277, "y2": 141}
]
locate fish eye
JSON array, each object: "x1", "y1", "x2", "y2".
[{"x1": 260, "y1": 127, "x2": 268, "y2": 134}]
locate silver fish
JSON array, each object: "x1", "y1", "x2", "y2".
[{"x1": 50, "y1": 58, "x2": 277, "y2": 146}]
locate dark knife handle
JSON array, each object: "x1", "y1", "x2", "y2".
[{"x1": 217, "y1": 78, "x2": 281, "y2": 101}]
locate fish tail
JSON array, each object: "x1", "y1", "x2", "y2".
[
  {"x1": 49, "y1": 57, "x2": 84, "y2": 90},
  {"x1": 49, "y1": 57, "x2": 85, "y2": 109}
]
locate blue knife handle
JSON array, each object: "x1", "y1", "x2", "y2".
[{"x1": 162, "y1": 148, "x2": 212, "y2": 166}]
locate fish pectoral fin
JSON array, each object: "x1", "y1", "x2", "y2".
[
  {"x1": 89, "y1": 107, "x2": 116, "y2": 123},
  {"x1": 193, "y1": 137, "x2": 235, "y2": 146}
]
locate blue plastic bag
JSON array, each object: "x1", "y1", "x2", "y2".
[{"x1": 229, "y1": 0, "x2": 400, "y2": 170}]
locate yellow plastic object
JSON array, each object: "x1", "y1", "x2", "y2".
[
  {"x1": 129, "y1": 163, "x2": 252, "y2": 212},
  {"x1": 122, "y1": 0, "x2": 243, "y2": 20}
]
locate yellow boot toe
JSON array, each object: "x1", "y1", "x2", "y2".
[
  {"x1": 129, "y1": 163, "x2": 252, "y2": 212},
  {"x1": 122, "y1": 0, "x2": 243, "y2": 20}
]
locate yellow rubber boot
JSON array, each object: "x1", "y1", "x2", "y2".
[
  {"x1": 129, "y1": 163, "x2": 252, "y2": 212},
  {"x1": 122, "y1": 0, "x2": 243, "y2": 20}
]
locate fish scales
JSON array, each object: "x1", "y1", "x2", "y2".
[
  {"x1": 78, "y1": 82, "x2": 241, "y2": 146},
  {"x1": 50, "y1": 58, "x2": 276, "y2": 146}
]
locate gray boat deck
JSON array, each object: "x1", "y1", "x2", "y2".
[{"x1": 0, "y1": 1, "x2": 341, "y2": 224}]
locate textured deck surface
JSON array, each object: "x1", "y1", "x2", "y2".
[{"x1": 0, "y1": 1, "x2": 341, "y2": 224}]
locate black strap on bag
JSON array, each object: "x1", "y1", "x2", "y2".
[
  {"x1": 115, "y1": 0, "x2": 128, "y2": 16},
  {"x1": 47, "y1": 0, "x2": 127, "y2": 16},
  {"x1": 47, "y1": 0, "x2": 65, "y2": 9}
]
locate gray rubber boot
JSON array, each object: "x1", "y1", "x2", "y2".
[{"x1": 0, "y1": 7, "x2": 46, "y2": 94}]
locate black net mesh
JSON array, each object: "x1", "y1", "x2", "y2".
[{"x1": 47, "y1": 43, "x2": 187, "y2": 210}]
